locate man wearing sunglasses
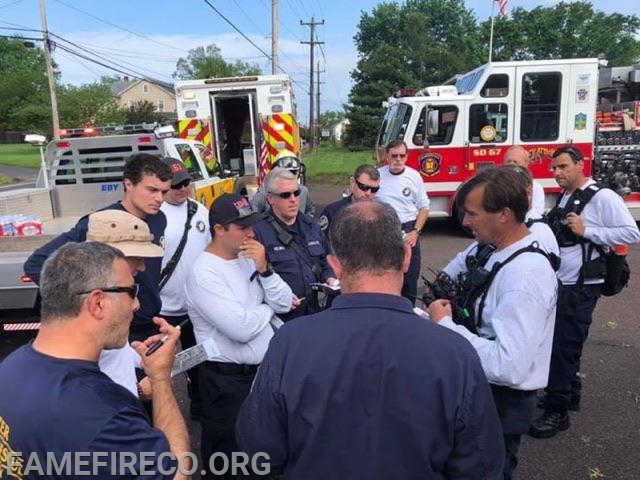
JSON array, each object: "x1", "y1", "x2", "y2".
[
  {"x1": 529, "y1": 146, "x2": 640, "y2": 439},
  {"x1": 24, "y1": 153, "x2": 173, "y2": 343},
  {"x1": 377, "y1": 139, "x2": 430, "y2": 304},
  {"x1": 0, "y1": 242, "x2": 191, "y2": 479},
  {"x1": 318, "y1": 164, "x2": 380, "y2": 243},
  {"x1": 253, "y1": 167, "x2": 337, "y2": 321},
  {"x1": 159, "y1": 157, "x2": 210, "y2": 420},
  {"x1": 251, "y1": 150, "x2": 316, "y2": 216},
  {"x1": 185, "y1": 193, "x2": 294, "y2": 480}
]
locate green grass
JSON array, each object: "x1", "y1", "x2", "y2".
[
  {"x1": 0, "y1": 174, "x2": 12, "y2": 185},
  {"x1": 303, "y1": 144, "x2": 377, "y2": 184},
  {"x1": 0, "y1": 144, "x2": 41, "y2": 168}
]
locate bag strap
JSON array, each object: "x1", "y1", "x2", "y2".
[
  {"x1": 476, "y1": 242, "x2": 558, "y2": 329},
  {"x1": 159, "y1": 199, "x2": 199, "y2": 290},
  {"x1": 265, "y1": 215, "x2": 321, "y2": 279}
]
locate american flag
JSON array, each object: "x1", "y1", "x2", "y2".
[
  {"x1": 497, "y1": 0, "x2": 508, "y2": 18},
  {"x1": 258, "y1": 129, "x2": 270, "y2": 186}
]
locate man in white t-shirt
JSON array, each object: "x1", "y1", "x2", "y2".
[
  {"x1": 186, "y1": 193, "x2": 295, "y2": 480},
  {"x1": 376, "y1": 139, "x2": 430, "y2": 304},
  {"x1": 159, "y1": 157, "x2": 210, "y2": 419},
  {"x1": 503, "y1": 145, "x2": 545, "y2": 219}
]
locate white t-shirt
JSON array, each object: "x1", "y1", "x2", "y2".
[
  {"x1": 185, "y1": 252, "x2": 293, "y2": 365},
  {"x1": 99, "y1": 345, "x2": 141, "y2": 398},
  {"x1": 556, "y1": 179, "x2": 640, "y2": 284},
  {"x1": 527, "y1": 219, "x2": 560, "y2": 257},
  {"x1": 530, "y1": 180, "x2": 546, "y2": 219},
  {"x1": 442, "y1": 234, "x2": 558, "y2": 390},
  {"x1": 160, "y1": 200, "x2": 210, "y2": 316},
  {"x1": 376, "y1": 166, "x2": 430, "y2": 224}
]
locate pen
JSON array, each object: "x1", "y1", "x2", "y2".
[{"x1": 145, "y1": 318, "x2": 190, "y2": 356}]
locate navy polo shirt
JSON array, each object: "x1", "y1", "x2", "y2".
[
  {"x1": 318, "y1": 195, "x2": 351, "y2": 244},
  {"x1": 252, "y1": 213, "x2": 334, "y2": 321},
  {"x1": 237, "y1": 293, "x2": 505, "y2": 479},
  {"x1": 23, "y1": 202, "x2": 166, "y2": 329}
]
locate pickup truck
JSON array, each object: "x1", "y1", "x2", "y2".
[{"x1": 0, "y1": 124, "x2": 258, "y2": 314}]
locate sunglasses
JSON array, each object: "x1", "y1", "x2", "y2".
[
  {"x1": 269, "y1": 189, "x2": 302, "y2": 199},
  {"x1": 553, "y1": 146, "x2": 583, "y2": 161},
  {"x1": 355, "y1": 179, "x2": 380, "y2": 193},
  {"x1": 76, "y1": 284, "x2": 140, "y2": 299},
  {"x1": 171, "y1": 179, "x2": 191, "y2": 190},
  {"x1": 389, "y1": 153, "x2": 407, "y2": 159}
]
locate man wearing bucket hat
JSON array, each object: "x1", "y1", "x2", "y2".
[
  {"x1": 186, "y1": 192, "x2": 295, "y2": 480},
  {"x1": 251, "y1": 149, "x2": 315, "y2": 216},
  {"x1": 87, "y1": 209, "x2": 165, "y2": 399}
]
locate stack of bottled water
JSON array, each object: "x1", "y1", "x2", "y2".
[{"x1": 0, "y1": 214, "x2": 42, "y2": 236}]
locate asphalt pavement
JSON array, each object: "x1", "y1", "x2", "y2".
[{"x1": 1, "y1": 182, "x2": 639, "y2": 479}]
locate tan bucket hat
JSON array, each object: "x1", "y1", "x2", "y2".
[{"x1": 87, "y1": 210, "x2": 164, "y2": 258}]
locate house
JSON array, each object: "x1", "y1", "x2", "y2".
[
  {"x1": 333, "y1": 118, "x2": 350, "y2": 142},
  {"x1": 110, "y1": 77, "x2": 177, "y2": 121}
]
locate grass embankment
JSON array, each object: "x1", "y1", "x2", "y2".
[
  {"x1": 0, "y1": 144, "x2": 41, "y2": 169},
  {"x1": 303, "y1": 144, "x2": 376, "y2": 184}
]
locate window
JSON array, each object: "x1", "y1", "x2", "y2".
[
  {"x1": 377, "y1": 103, "x2": 413, "y2": 148},
  {"x1": 157, "y1": 99, "x2": 164, "y2": 112},
  {"x1": 142, "y1": 83, "x2": 149, "y2": 94},
  {"x1": 413, "y1": 106, "x2": 458, "y2": 146},
  {"x1": 481, "y1": 74, "x2": 509, "y2": 98},
  {"x1": 174, "y1": 144, "x2": 204, "y2": 181},
  {"x1": 520, "y1": 72, "x2": 561, "y2": 141},
  {"x1": 469, "y1": 104, "x2": 508, "y2": 143},
  {"x1": 456, "y1": 67, "x2": 485, "y2": 95}
]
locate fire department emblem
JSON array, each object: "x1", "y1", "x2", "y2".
[
  {"x1": 402, "y1": 187, "x2": 411, "y2": 197},
  {"x1": 196, "y1": 220, "x2": 206, "y2": 233},
  {"x1": 574, "y1": 113, "x2": 587, "y2": 130},
  {"x1": 419, "y1": 153, "x2": 442, "y2": 177},
  {"x1": 318, "y1": 215, "x2": 329, "y2": 231},
  {"x1": 480, "y1": 125, "x2": 496, "y2": 142}
]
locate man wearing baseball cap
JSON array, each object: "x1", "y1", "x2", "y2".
[
  {"x1": 186, "y1": 193, "x2": 296, "y2": 480},
  {"x1": 159, "y1": 157, "x2": 211, "y2": 420}
]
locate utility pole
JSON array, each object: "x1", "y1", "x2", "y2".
[
  {"x1": 39, "y1": 0, "x2": 60, "y2": 140},
  {"x1": 300, "y1": 17, "x2": 324, "y2": 150},
  {"x1": 271, "y1": 0, "x2": 278, "y2": 74},
  {"x1": 316, "y1": 60, "x2": 324, "y2": 146}
]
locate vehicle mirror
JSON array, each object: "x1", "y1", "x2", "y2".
[{"x1": 427, "y1": 110, "x2": 439, "y2": 136}]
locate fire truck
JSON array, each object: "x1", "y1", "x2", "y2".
[
  {"x1": 175, "y1": 74, "x2": 302, "y2": 189},
  {"x1": 376, "y1": 58, "x2": 640, "y2": 224}
]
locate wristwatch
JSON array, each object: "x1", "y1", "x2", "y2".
[
  {"x1": 415, "y1": 227, "x2": 422, "y2": 235},
  {"x1": 259, "y1": 264, "x2": 274, "y2": 278}
]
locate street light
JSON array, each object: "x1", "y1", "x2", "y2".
[{"x1": 24, "y1": 134, "x2": 49, "y2": 189}]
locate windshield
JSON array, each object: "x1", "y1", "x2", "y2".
[
  {"x1": 456, "y1": 67, "x2": 485, "y2": 95},
  {"x1": 377, "y1": 102, "x2": 413, "y2": 148}
]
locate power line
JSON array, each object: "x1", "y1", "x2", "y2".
[
  {"x1": 0, "y1": 0, "x2": 27, "y2": 10},
  {"x1": 56, "y1": 48, "x2": 101, "y2": 77},
  {"x1": 231, "y1": 0, "x2": 267, "y2": 37},
  {"x1": 53, "y1": 0, "x2": 185, "y2": 53}
]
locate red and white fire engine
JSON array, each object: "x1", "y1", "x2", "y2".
[{"x1": 376, "y1": 58, "x2": 640, "y2": 223}]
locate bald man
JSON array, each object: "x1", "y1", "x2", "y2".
[{"x1": 504, "y1": 146, "x2": 545, "y2": 219}]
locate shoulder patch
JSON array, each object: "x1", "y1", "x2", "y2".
[
  {"x1": 196, "y1": 220, "x2": 206, "y2": 233},
  {"x1": 402, "y1": 187, "x2": 412, "y2": 197},
  {"x1": 318, "y1": 215, "x2": 329, "y2": 231}
]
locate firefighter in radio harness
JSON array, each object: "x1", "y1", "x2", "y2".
[
  {"x1": 529, "y1": 146, "x2": 640, "y2": 439},
  {"x1": 425, "y1": 167, "x2": 559, "y2": 480},
  {"x1": 251, "y1": 150, "x2": 315, "y2": 216}
]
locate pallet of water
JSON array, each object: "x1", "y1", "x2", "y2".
[{"x1": 0, "y1": 214, "x2": 43, "y2": 236}]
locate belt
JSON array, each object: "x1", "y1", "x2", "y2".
[{"x1": 204, "y1": 361, "x2": 259, "y2": 375}]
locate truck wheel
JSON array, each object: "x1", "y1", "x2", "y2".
[{"x1": 234, "y1": 175, "x2": 257, "y2": 198}]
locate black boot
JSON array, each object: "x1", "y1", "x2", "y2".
[
  {"x1": 528, "y1": 410, "x2": 570, "y2": 439},
  {"x1": 537, "y1": 394, "x2": 580, "y2": 412}
]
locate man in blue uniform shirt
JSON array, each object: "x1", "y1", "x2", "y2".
[
  {"x1": 237, "y1": 201, "x2": 504, "y2": 479},
  {"x1": 318, "y1": 164, "x2": 380, "y2": 244},
  {"x1": 252, "y1": 167, "x2": 336, "y2": 321},
  {"x1": 0, "y1": 242, "x2": 190, "y2": 479},
  {"x1": 23, "y1": 153, "x2": 173, "y2": 342}
]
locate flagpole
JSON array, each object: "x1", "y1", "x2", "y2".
[{"x1": 488, "y1": 0, "x2": 496, "y2": 63}]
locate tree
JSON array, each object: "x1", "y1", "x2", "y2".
[
  {"x1": 173, "y1": 43, "x2": 262, "y2": 80},
  {"x1": 345, "y1": 0, "x2": 483, "y2": 149},
  {"x1": 318, "y1": 110, "x2": 345, "y2": 129},
  {"x1": 0, "y1": 38, "x2": 52, "y2": 134},
  {"x1": 57, "y1": 82, "x2": 126, "y2": 128},
  {"x1": 124, "y1": 100, "x2": 163, "y2": 124},
  {"x1": 483, "y1": 1, "x2": 640, "y2": 65}
]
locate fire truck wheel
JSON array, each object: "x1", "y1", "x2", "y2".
[{"x1": 233, "y1": 175, "x2": 257, "y2": 198}]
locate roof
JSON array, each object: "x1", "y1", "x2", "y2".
[{"x1": 110, "y1": 78, "x2": 174, "y2": 97}]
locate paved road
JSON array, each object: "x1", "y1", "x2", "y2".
[{"x1": 1, "y1": 183, "x2": 639, "y2": 479}]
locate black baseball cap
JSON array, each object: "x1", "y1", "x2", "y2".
[
  {"x1": 209, "y1": 193, "x2": 264, "y2": 227},
  {"x1": 162, "y1": 157, "x2": 191, "y2": 186}
]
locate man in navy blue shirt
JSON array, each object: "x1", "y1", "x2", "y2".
[
  {"x1": 252, "y1": 167, "x2": 336, "y2": 321},
  {"x1": 0, "y1": 242, "x2": 190, "y2": 479},
  {"x1": 24, "y1": 153, "x2": 173, "y2": 342},
  {"x1": 318, "y1": 164, "x2": 380, "y2": 245},
  {"x1": 236, "y1": 201, "x2": 504, "y2": 479}
]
